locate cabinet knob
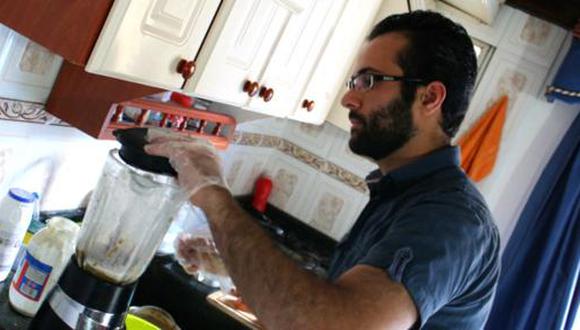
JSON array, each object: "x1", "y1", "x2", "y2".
[
  {"x1": 259, "y1": 86, "x2": 274, "y2": 102},
  {"x1": 243, "y1": 80, "x2": 260, "y2": 97},
  {"x1": 302, "y1": 99, "x2": 315, "y2": 112},
  {"x1": 177, "y1": 59, "x2": 196, "y2": 80}
]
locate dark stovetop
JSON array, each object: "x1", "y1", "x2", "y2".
[{"x1": 236, "y1": 195, "x2": 337, "y2": 275}]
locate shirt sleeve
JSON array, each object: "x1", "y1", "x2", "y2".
[{"x1": 359, "y1": 198, "x2": 488, "y2": 327}]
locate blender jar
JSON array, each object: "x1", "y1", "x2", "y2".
[{"x1": 76, "y1": 129, "x2": 186, "y2": 285}]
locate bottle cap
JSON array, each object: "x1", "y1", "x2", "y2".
[{"x1": 8, "y1": 188, "x2": 37, "y2": 204}]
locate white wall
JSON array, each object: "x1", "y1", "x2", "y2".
[{"x1": 0, "y1": 119, "x2": 118, "y2": 211}]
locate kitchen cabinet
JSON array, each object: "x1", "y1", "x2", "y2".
[
  {"x1": 0, "y1": 24, "x2": 63, "y2": 103},
  {"x1": 244, "y1": 0, "x2": 347, "y2": 118},
  {"x1": 0, "y1": 0, "x2": 113, "y2": 66},
  {"x1": 89, "y1": 0, "x2": 382, "y2": 124},
  {"x1": 184, "y1": 0, "x2": 307, "y2": 110},
  {"x1": 85, "y1": 0, "x2": 222, "y2": 91},
  {"x1": 186, "y1": 0, "x2": 361, "y2": 122},
  {"x1": 0, "y1": 0, "x2": 386, "y2": 134},
  {"x1": 288, "y1": 0, "x2": 382, "y2": 125}
]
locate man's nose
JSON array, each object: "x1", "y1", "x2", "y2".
[{"x1": 341, "y1": 89, "x2": 362, "y2": 111}]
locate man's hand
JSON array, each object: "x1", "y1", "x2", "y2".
[
  {"x1": 144, "y1": 128, "x2": 227, "y2": 198},
  {"x1": 174, "y1": 233, "x2": 229, "y2": 277}
]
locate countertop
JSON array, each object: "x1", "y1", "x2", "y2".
[
  {"x1": 0, "y1": 198, "x2": 335, "y2": 329},
  {"x1": 0, "y1": 273, "x2": 32, "y2": 330}
]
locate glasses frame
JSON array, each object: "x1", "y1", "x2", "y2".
[{"x1": 346, "y1": 72, "x2": 425, "y2": 91}]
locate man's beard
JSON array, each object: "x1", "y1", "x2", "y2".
[{"x1": 348, "y1": 96, "x2": 416, "y2": 161}]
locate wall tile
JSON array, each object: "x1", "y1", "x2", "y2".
[
  {"x1": 325, "y1": 124, "x2": 376, "y2": 178},
  {"x1": 281, "y1": 120, "x2": 335, "y2": 158},
  {"x1": 0, "y1": 26, "x2": 63, "y2": 103},
  {"x1": 302, "y1": 173, "x2": 368, "y2": 240},
  {"x1": 261, "y1": 150, "x2": 317, "y2": 220},
  {"x1": 498, "y1": 10, "x2": 566, "y2": 67},
  {"x1": 221, "y1": 144, "x2": 272, "y2": 196}
]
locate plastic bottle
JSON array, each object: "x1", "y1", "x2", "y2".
[
  {"x1": 0, "y1": 188, "x2": 37, "y2": 281},
  {"x1": 11, "y1": 192, "x2": 42, "y2": 273},
  {"x1": 9, "y1": 216, "x2": 80, "y2": 316}
]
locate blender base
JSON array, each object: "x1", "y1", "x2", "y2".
[{"x1": 30, "y1": 256, "x2": 137, "y2": 329}]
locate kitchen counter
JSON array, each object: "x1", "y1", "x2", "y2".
[
  {"x1": 0, "y1": 198, "x2": 335, "y2": 329},
  {"x1": 0, "y1": 273, "x2": 32, "y2": 330}
]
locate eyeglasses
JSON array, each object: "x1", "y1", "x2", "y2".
[{"x1": 346, "y1": 72, "x2": 425, "y2": 92}]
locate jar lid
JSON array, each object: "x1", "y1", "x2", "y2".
[
  {"x1": 113, "y1": 128, "x2": 177, "y2": 177},
  {"x1": 8, "y1": 188, "x2": 37, "y2": 203}
]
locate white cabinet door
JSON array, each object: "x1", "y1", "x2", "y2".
[
  {"x1": 86, "y1": 0, "x2": 220, "y2": 90},
  {"x1": 290, "y1": 0, "x2": 382, "y2": 125},
  {"x1": 245, "y1": 0, "x2": 346, "y2": 117},
  {"x1": 0, "y1": 24, "x2": 63, "y2": 103},
  {"x1": 186, "y1": 0, "x2": 305, "y2": 108}
]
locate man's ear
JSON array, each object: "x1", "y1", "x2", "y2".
[{"x1": 419, "y1": 81, "x2": 446, "y2": 116}]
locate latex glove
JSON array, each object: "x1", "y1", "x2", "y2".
[
  {"x1": 144, "y1": 128, "x2": 227, "y2": 197},
  {"x1": 174, "y1": 233, "x2": 229, "y2": 277}
]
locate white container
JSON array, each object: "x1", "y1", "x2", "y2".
[
  {"x1": 9, "y1": 216, "x2": 80, "y2": 316},
  {"x1": 0, "y1": 188, "x2": 37, "y2": 281}
]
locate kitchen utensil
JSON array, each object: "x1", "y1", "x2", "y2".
[{"x1": 29, "y1": 128, "x2": 186, "y2": 329}]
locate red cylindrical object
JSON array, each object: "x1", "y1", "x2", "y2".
[
  {"x1": 252, "y1": 176, "x2": 273, "y2": 213},
  {"x1": 171, "y1": 92, "x2": 194, "y2": 108}
]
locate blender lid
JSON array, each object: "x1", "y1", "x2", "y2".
[{"x1": 113, "y1": 128, "x2": 177, "y2": 177}]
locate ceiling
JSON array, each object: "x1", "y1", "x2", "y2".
[{"x1": 506, "y1": 0, "x2": 580, "y2": 29}]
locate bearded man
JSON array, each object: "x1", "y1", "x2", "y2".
[{"x1": 146, "y1": 11, "x2": 500, "y2": 330}]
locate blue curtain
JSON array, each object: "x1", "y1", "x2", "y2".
[
  {"x1": 546, "y1": 39, "x2": 580, "y2": 104},
  {"x1": 485, "y1": 111, "x2": 580, "y2": 330}
]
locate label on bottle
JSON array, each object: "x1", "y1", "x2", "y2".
[
  {"x1": 11, "y1": 250, "x2": 52, "y2": 301},
  {"x1": 0, "y1": 228, "x2": 26, "y2": 275}
]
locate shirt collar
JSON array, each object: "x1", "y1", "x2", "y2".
[{"x1": 366, "y1": 146, "x2": 461, "y2": 197}]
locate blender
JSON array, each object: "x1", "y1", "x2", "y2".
[{"x1": 29, "y1": 128, "x2": 186, "y2": 329}]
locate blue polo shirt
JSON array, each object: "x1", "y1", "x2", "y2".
[{"x1": 327, "y1": 146, "x2": 500, "y2": 329}]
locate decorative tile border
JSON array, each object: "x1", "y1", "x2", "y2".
[
  {"x1": 0, "y1": 98, "x2": 68, "y2": 126},
  {"x1": 233, "y1": 131, "x2": 368, "y2": 193}
]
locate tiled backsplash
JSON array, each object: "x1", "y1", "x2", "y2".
[
  {"x1": 0, "y1": 98, "x2": 374, "y2": 240},
  {"x1": 223, "y1": 118, "x2": 374, "y2": 239}
]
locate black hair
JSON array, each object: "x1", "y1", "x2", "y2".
[{"x1": 368, "y1": 10, "x2": 477, "y2": 138}]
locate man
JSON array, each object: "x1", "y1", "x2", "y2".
[{"x1": 146, "y1": 10, "x2": 500, "y2": 329}]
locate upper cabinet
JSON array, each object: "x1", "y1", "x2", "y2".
[
  {"x1": 185, "y1": 0, "x2": 381, "y2": 123},
  {"x1": 85, "y1": 0, "x2": 222, "y2": 90},
  {"x1": 288, "y1": 0, "x2": 382, "y2": 125},
  {"x1": 0, "y1": 0, "x2": 389, "y2": 131},
  {"x1": 184, "y1": 0, "x2": 310, "y2": 112},
  {"x1": 86, "y1": 0, "x2": 381, "y2": 124},
  {"x1": 0, "y1": 0, "x2": 114, "y2": 66}
]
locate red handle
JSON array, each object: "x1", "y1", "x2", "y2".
[{"x1": 252, "y1": 176, "x2": 273, "y2": 213}]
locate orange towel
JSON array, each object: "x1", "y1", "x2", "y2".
[{"x1": 458, "y1": 95, "x2": 509, "y2": 182}]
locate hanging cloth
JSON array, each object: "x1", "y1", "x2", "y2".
[{"x1": 457, "y1": 95, "x2": 509, "y2": 182}]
